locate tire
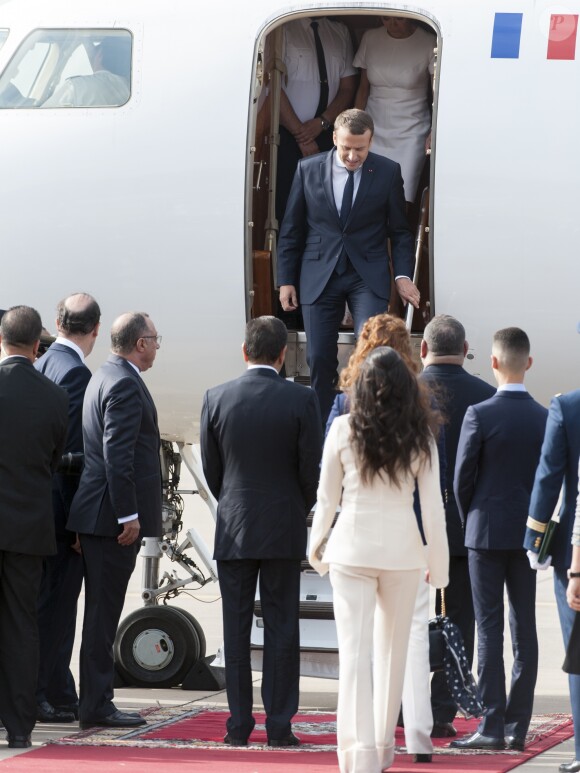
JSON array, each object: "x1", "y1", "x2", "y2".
[
  {"x1": 114, "y1": 606, "x2": 201, "y2": 688},
  {"x1": 171, "y1": 607, "x2": 207, "y2": 661}
]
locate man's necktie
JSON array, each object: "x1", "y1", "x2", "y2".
[
  {"x1": 311, "y1": 21, "x2": 329, "y2": 118},
  {"x1": 336, "y1": 170, "x2": 355, "y2": 274}
]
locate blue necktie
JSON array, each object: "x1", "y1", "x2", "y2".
[{"x1": 336, "y1": 170, "x2": 354, "y2": 274}]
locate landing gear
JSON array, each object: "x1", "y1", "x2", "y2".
[{"x1": 114, "y1": 606, "x2": 204, "y2": 688}]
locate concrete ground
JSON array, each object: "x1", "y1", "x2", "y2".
[{"x1": 0, "y1": 464, "x2": 576, "y2": 772}]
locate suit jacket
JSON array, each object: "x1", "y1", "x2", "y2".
[
  {"x1": 35, "y1": 342, "x2": 92, "y2": 538},
  {"x1": 200, "y1": 367, "x2": 322, "y2": 560},
  {"x1": 277, "y1": 148, "x2": 414, "y2": 304},
  {"x1": 454, "y1": 390, "x2": 548, "y2": 550},
  {"x1": 309, "y1": 415, "x2": 449, "y2": 588},
  {"x1": 0, "y1": 357, "x2": 68, "y2": 555},
  {"x1": 421, "y1": 364, "x2": 496, "y2": 555},
  {"x1": 524, "y1": 390, "x2": 580, "y2": 570},
  {"x1": 67, "y1": 354, "x2": 162, "y2": 539}
]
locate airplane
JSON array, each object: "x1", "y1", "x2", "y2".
[{"x1": 0, "y1": 0, "x2": 578, "y2": 686}]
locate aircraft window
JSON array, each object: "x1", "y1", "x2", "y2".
[
  {"x1": 0, "y1": 30, "x2": 8, "y2": 51},
  {"x1": 0, "y1": 28, "x2": 132, "y2": 108}
]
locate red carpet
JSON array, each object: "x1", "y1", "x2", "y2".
[{"x1": 1, "y1": 707, "x2": 571, "y2": 773}]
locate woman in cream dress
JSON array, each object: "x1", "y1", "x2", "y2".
[
  {"x1": 354, "y1": 17, "x2": 435, "y2": 203},
  {"x1": 310, "y1": 347, "x2": 449, "y2": 773}
]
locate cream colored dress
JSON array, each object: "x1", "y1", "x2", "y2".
[{"x1": 354, "y1": 26, "x2": 435, "y2": 202}]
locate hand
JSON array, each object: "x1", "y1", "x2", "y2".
[
  {"x1": 118, "y1": 518, "x2": 141, "y2": 546},
  {"x1": 293, "y1": 118, "x2": 323, "y2": 144},
  {"x1": 298, "y1": 140, "x2": 320, "y2": 157},
  {"x1": 280, "y1": 285, "x2": 299, "y2": 312},
  {"x1": 526, "y1": 549, "x2": 552, "y2": 571},
  {"x1": 395, "y1": 277, "x2": 420, "y2": 308},
  {"x1": 71, "y1": 535, "x2": 82, "y2": 555},
  {"x1": 424, "y1": 570, "x2": 430, "y2": 584},
  {"x1": 567, "y1": 577, "x2": 580, "y2": 610}
]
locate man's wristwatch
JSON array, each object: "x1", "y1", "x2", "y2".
[
  {"x1": 568, "y1": 570, "x2": 580, "y2": 578},
  {"x1": 320, "y1": 116, "x2": 332, "y2": 131}
]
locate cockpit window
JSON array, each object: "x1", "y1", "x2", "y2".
[
  {"x1": 0, "y1": 30, "x2": 8, "y2": 52},
  {"x1": 0, "y1": 29, "x2": 132, "y2": 108}
]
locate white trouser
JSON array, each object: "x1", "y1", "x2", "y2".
[
  {"x1": 402, "y1": 579, "x2": 434, "y2": 753},
  {"x1": 330, "y1": 563, "x2": 422, "y2": 773}
]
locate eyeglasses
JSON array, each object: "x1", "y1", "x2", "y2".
[{"x1": 139, "y1": 335, "x2": 162, "y2": 345}]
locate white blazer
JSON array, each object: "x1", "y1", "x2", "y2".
[{"x1": 309, "y1": 414, "x2": 449, "y2": 588}]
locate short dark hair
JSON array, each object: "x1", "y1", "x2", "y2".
[
  {"x1": 0, "y1": 305, "x2": 42, "y2": 347},
  {"x1": 492, "y1": 327, "x2": 530, "y2": 370},
  {"x1": 334, "y1": 108, "x2": 374, "y2": 136},
  {"x1": 244, "y1": 316, "x2": 287, "y2": 364},
  {"x1": 423, "y1": 314, "x2": 466, "y2": 356},
  {"x1": 57, "y1": 293, "x2": 101, "y2": 335},
  {"x1": 111, "y1": 312, "x2": 150, "y2": 354}
]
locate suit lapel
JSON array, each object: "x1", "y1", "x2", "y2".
[
  {"x1": 321, "y1": 150, "x2": 340, "y2": 223},
  {"x1": 349, "y1": 156, "x2": 375, "y2": 222},
  {"x1": 109, "y1": 354, "x2": 159, "y2": 425}
]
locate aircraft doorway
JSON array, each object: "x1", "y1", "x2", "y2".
[{"x1": 246, "y1": 10, "x2": 439, "y2": 377}]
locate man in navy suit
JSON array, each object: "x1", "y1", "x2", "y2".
[
  {"x1": 525, "y1": 365, "x2": 580, "y2": 773},
  {"x1": 277, "y1": 108, "x2": 418, "y2": 425},
  {"x1": 34, "y1": 293, "x2": 101, "y2": 724},
  {"x1": 451, "y1": 328, "x2": 547, "y2": 751},
  {"x1": 201, "y1": 317, "x2": 322, "y2": 747},
  {"x1": 68, "y1": 312, "x2": 162, "y2": 729},
  {"x1": 0, "y1": 306, "x2": 68, "y2": 748},
  {"x1": 420, "y1": 315, "x2": 496, "y2": 737}
]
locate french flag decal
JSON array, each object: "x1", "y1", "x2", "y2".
[
  {"x1": 491, "y1": 12, "x2": 578, "y2": 59},
  {"x1": 546, "y1": 14, "x2": 578, "y2": 60}
]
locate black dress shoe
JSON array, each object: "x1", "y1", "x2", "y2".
[
  {"x1": 79, "y1": 710, "x2": 146, "y2": 729},
  {"x1": 54, "y1": 703, "x2": 79, "y2": 721},
  {"x1": 223, "y1": 733, "x2": 248, "y2": 746},
  {"x1": 414, "y1": 753, "x2": 432, "y2": 762},
  {"x1": 268, "y1": 732, "x2": 300, "y2": 747},
  {"x1": 37, "y1": 700, "x2": 75, "y2": 723},
  {"x1": 8, "y1": 736, "x2": 32, "y2": 748},
  {"x1": 450, "y1": 731, "x2": 505, "y2": 750},
  {"x1": 505, "y1": 735, "x2": 526, "y2": 751},
  {"x1": 431, "y1": 721, "x2": 456, "y2": 738},
  {"x1": 559, "y1": 761, "x2": 580, "y2": 772}
]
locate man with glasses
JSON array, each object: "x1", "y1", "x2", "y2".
[{"x1": 68, "y1": 312, "x2": 162, "y2": 730}]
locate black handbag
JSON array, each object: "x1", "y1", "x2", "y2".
[{"x1": 428, "y1": 588, "x2": 447, "y2": 672}]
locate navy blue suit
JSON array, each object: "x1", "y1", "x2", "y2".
[
  {"x1": 34, "y1": 342, "x2": 91, "y2": 709},
  {"x1": 201, "y1": 367, "x2": 322, "y2": 741},
  {"x1": 277, "y1": 148, "x2": 413, "y2": 424},
  {"x1": 524, "y1": 390, "x2": 580, "y2": 758},
  {"x1": 68, "y1": 354, "x2": 162, "y2": 723},
  {"x1": 421, "y1": 364, "x2": 495, "y2": 723},
  {"x1": 454, "y1": 389, "x2": 547, "y2": 740}
]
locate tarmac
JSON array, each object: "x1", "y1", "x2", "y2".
[{"x1": 0, "y1": 463, "x2": 576, "y2": 772}]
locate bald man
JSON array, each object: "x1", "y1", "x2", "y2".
[{"x1": 68, "y1": 312, "x2": 162, "y2": 730}]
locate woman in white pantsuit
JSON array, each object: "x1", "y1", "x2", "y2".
[{"x1": 310, "y1": 348, "x2": 449, "y2": 773}]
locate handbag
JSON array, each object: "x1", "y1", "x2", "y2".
[
  {"x1": 428, "y1": 588, "x2": 447, "y2": 672},
  {"x1": 428, "y1": 588, "x2": 485, "y2": 717}
]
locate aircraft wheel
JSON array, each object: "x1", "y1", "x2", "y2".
[
  {"x1": 114, "y1": 606, "x2": 201, "y2": 688},
  {"x1": 170, "y1": 607, "x2": 207, "y2": 661}
]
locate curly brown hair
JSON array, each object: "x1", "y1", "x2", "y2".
[
  {"x1": 349, "y1": 347, "x2": 436, "y2": 486},
  {"x1": 339, "y1": 313, "x2": 418, "y2": 393}
]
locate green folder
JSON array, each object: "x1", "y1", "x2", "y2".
[{"x1": 537, "y1": 514, "x2": 560, "y2": 564}]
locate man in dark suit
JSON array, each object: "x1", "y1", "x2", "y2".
[
  {"x1": 451, "y1": 327, "x2": 547, "y2": 751},
  {"x1": 201, "y1": 316, "x2": 322, "y2": 746},
  {"x1": 277, "y1": 108, "x2": 418, "y2": 425},
  {"x1": 525, "y1": 372, "x2": 580, "y2": 773},
  {"x1": 68, "y1": 312, "x2": 162, "y2": 729},
  {"x1": 34, "y1": 293, "x2": 101, "y2": 723},
  {"x1": 420, "y1": 314, "x2": 495, "y2": 737},
  {"x1": 0, "y1": 306, "x2": 68, "y2": 748}
]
